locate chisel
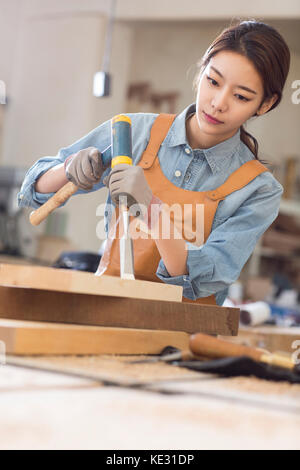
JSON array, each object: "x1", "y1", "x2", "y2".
[
  {"x1": 111, "y1": 114, "x2": 135, "y2": 280},
  {"x1": 129, "y1": 332, "x2": 295, "y2": 370}
]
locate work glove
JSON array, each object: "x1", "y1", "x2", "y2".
[
  {"x1": 104, "y1": 164, "x2": 168, "y2": 240},
  {"x1": 104, "y1": 164, "x2": 153, "y2": 215},
  {"x1": 64, "y1": 147, "x2": 105, "y2": 190}
]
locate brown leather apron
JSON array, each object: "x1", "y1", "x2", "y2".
[{"x1": 104, "y1": 113, "x2": 269, "y2": 305}]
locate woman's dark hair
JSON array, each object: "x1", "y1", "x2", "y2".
[{"x1": 193, "y1": 19, "x2": 290, "y2": 162}]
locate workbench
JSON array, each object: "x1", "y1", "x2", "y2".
[{"x1": 1, "y1": 353, "x2": 299, "y2": 450}]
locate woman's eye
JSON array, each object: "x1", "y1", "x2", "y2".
[
  {"x1": 207, "y1": 76, "x2": 218, "y2": 86},
  {"x1": 236, "y1": 95, "x2": 250, "y2": 102}
]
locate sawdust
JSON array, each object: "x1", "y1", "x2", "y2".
[
  {"x1": 14, "y1": 354, "x2": 300, "y2": 397},
  {"x1": 2, "y1": 352, "x2": 300, "y2": 449},
  {"x1": 20, "y1": 354, "x2": 202, "y2": 383},
  {"x1": 214, "y1": 375, "x2": 300, "y2": 396}
]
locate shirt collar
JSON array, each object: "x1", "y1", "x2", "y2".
[{"x1": 164, "y1": 103, "x2": 241, "y2": 174}]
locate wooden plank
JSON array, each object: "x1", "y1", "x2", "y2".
[
  {"x1": 0, "y1": 318, "x2": 189, "y2": 355},
  {"x1": 0, "y1": 263, "x2": 182, "y2": 303},
  {"x1": 237, "y1": 326, "x2": 300, "y2": 354},
  {"x1": 0, "y1": 286, "x2": 239, "y2": 335}
]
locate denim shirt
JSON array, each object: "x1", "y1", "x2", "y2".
[{"x1": 18, "y1": 103, "x2": 283, "y2": 305}]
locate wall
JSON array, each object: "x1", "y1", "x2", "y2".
[
  {"x1": 0, "y1": 1, "x2": 133, "y2": 252},
  {"x1": 247, "y1": 52, "x2": 300, "y2": 164},
  {"x1": 0, "y1": 0, "x2": 22, "y2": 161},
  {"x1": 11, "y1": 0, "x2": 300, "y2": 21},
  {"x1": 128, "y1": 21, "x2": 300, "y2": 164}
]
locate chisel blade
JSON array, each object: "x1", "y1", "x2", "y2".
[{"x1": 119, "y1": 196, "x2": 135, "y2": 280}]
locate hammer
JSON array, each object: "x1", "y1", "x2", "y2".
[{"x1": 29, "y1": 145, "x2": 112, "y2": 226}]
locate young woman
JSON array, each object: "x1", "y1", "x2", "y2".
[{"x1": 18, "y1": 20, "x2": 290, "y2": 306}]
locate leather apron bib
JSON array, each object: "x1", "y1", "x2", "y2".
[{"x1": 104, "y1": 114, "x2": 269, "y2": 305}]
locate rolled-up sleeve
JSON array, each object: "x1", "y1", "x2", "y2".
[
  {"x1": 18, "y1": 119, "x2": 111, "y2": 209},
  {"x1": 156, "y1": 179, "x2": 283, "y2": 303}
]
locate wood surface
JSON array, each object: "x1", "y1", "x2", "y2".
[
  {"x1": 238, "y1": 326, "x2": 300, "y2": 354},
  {"x1": 1, "y1": 357, "x2": 299, "y2": 449},
  {"x1": 5, "y1": 354, "x2": 200, "y2": 387},
  {"x1": 0, "y1": 318, "x2": 190, "y2": 355},
  {"x1": 0, "y1": 286, "x2": 239, "y2": 335},
  {"x1": 0, "y1": 263, "x2": 182, "y2": 303}
]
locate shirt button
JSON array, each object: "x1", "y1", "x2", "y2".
[
  {"x1": 185, "y1": 148, "x2": 191, "y2": 154},
  {"x1": 19, "y1": 194, "x2": 23, "y2": 199},
  {"x1": 175, "y1": 170, "x2": 181, "y2": 177}
]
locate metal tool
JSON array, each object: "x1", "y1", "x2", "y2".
[
  {"x1": 129, "y1": 350, "x2": 194, "y2": 364},
  {"x1": 111, "y1": 114, "x2": 135, "y2": 280},
  {"x1": 129, "y1": 332, "x2": 296, "y2": 370}
]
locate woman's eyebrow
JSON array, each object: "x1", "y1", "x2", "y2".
[{"x1": 210, "y1": 65, "x2": 258, "y2": 95}]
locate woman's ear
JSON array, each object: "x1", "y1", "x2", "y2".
[{"x1": 256, "y1": 93, "x2": 279, "y2": 116}]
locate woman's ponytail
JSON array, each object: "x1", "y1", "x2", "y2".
[{"x1": 240, "y1": 125, "x2": 259, "y2": 160}]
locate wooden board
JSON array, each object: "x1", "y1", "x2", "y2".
[
  {"x1": 237, "y1": 326, "x2": 300, "y2": 354},
  {"x1": 0, "y1": 286, "x2": 239, "y2": 335},
  {"x1": 0, "y1": 318, "x2": 190, "y2": 355},
  {"x1": 0, "y1": 263, "x2": 182, "y2": 302}
]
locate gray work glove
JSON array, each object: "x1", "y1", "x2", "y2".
[
  {"x1": 103, "y1": 164, "x2": 153, "y2": 214},
  {"x1": 64, "y1": 147, "x2": 105, "y2": 190}
]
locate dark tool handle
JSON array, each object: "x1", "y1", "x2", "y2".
[{"x1": 111, "y1": 114, "x2": 132, "y2": 168}]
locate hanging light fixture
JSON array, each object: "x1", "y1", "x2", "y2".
[
  {"x1": 0, "y1": 80, "x2": 7, "y2": 105},
  {"x1": 93, "y1": 0, "x2": 117, "y2": 97}
]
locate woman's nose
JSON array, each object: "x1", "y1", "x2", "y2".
[{"x1": 211, "y1": 89, "x2": 229, "y2": 112}]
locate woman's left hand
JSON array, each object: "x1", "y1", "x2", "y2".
[{"x1": 104, "y1": 164, "x2": 153, "y2": 213}]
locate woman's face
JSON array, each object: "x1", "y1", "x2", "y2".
[{"x1": 194, "y1": 50, "x2": 271, "y2": 144}]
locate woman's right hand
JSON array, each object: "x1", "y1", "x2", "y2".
[{"x1": 64, "y1": 147, "x2": 105, "y2": 190}]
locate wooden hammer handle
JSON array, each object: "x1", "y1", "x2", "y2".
[
  {"x1": 29, "y1": 181, "x2": 78, "y2": 226},
  {"x1": 189, "y1": 333, "x2": 263, "y2": 362}
]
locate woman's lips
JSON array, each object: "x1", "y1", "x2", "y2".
[{"x1": 203, "y1": 111, "x2": 223, "y2": 124}]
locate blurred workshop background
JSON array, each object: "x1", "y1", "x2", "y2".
[{"x1": 0, "y1": 0, "x2": 300, "y2": 318}]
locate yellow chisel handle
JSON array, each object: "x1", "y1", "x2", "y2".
[{"x1": 111, "y1": 114, "x2": 133, "y2": 169}]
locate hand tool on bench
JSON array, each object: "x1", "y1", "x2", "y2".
[
  {"x1": 130, "y1": 332, "x2": 296, "y2": 370},
  {"x1": 29, "y1": 146, "x2": 112, "y2": 226}
]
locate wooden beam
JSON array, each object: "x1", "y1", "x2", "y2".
[
  {"x1": 237, "y1": 326, "x2": 300, "y2": 354},
  {"x1": 0, "y1": 286, "x2": 239, "y2": 335},
  {"x1": 0, "y1": 263, "x2": 182, "y2": 303},
  {"x1": 0, "y1": 319, "x2": 190, "y2": 355}
]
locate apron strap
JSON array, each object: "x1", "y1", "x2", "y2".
[
  {"x1": 139, "y1": 114, "x2": 176, "y2": 169},
  {"x1": 206, "y1": 160, "x2": 270, "y2": 201}
]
